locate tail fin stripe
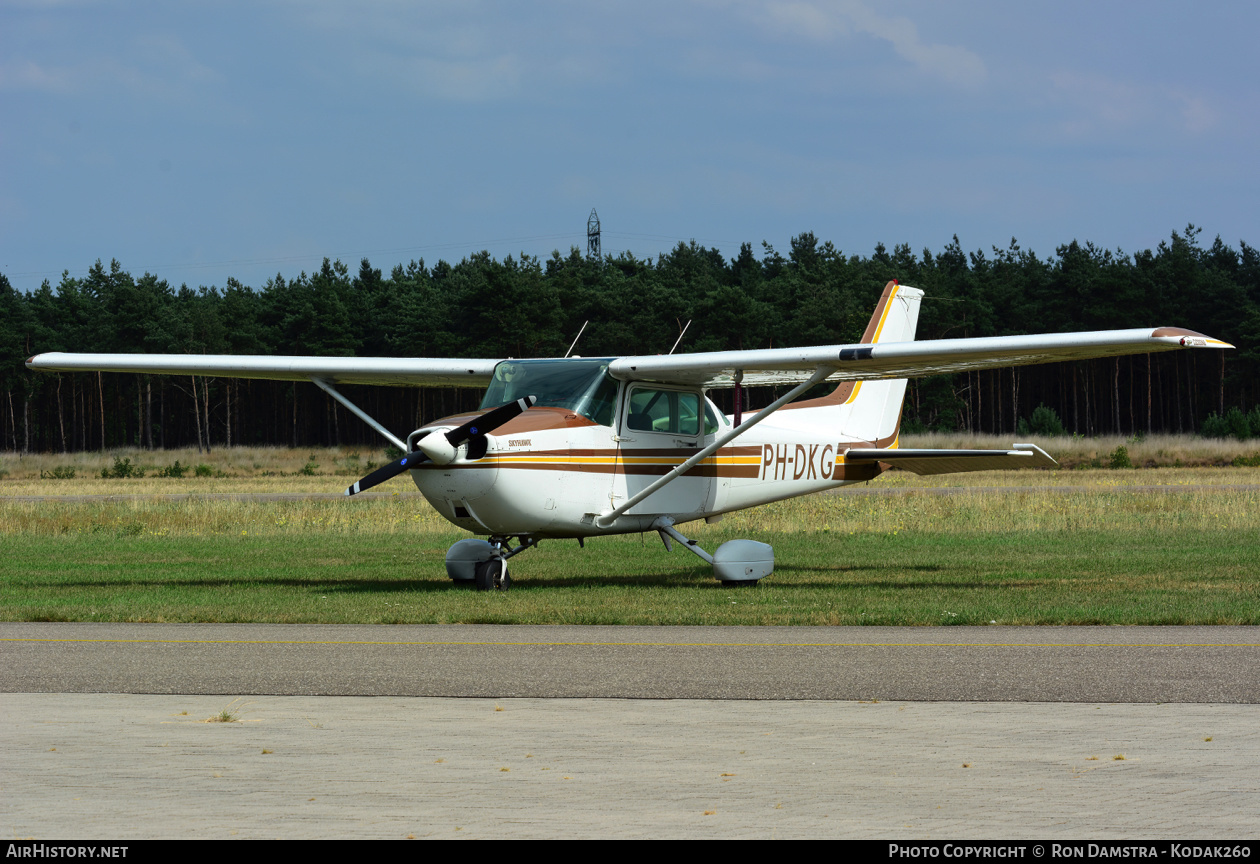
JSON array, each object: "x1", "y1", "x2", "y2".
[{"x1": 870, "y1": 287, "x2": 900, "y2": 343}]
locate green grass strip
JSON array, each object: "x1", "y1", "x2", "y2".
[{"x1": 2, "y1": 527, "x2": 1256, "y2": 625}]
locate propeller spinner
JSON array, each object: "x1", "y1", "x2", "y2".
[{"x1": 344, "y1": 395, "x2": 537, "y2": 496}]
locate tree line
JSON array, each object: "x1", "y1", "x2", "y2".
[{"x1": 2, "y1": 224, "x2": 1258, "y2": 453}]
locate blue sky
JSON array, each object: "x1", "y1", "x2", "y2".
[{"x1": 3, "y1": 1, "x2": 1257, "y2": 292}]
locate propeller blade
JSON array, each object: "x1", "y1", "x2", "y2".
[
  {"x1": 419, "y1": 395, "x2": 538, "y2": 464},
  {"x1": 444, "y1": 395, "x2": 537, "y2": 447},
  {"x1": 344, "y1": 451, "x2": 429, "y2": 496}
]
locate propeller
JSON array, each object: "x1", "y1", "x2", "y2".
[
  {"x1": 344, "y1": 449, "x2": 429, "y2": 496},
  {"x1": 344, "y1": 395, "x2": 537, "y2": 496}
]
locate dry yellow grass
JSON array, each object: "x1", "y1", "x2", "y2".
[
  {"x1": 0, "y1": 445, "x2": 398, "y2": 495},
  {"x1": 1, "y1": 444, "x2": 337, "y2": 476},
  {"x1": 0, "y1": 493, "x2": 451, "y2": 537},
  {"x1": 4, "y1": 440, "x2": 1258, "y2": 544},
  {"x1": 2, "y1": 463, "x2": 1256, "y2": 540},
  {"x1": 718, "y1": 482, "x2": 1260, "y2": 535}
]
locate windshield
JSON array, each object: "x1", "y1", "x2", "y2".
[{"x1": 481, "y1": 358, "x2": 619, "y2": 426}]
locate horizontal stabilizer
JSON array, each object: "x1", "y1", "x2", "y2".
[{"x1": 844, "y1": 443, "x2": 1057, "y2": 475}]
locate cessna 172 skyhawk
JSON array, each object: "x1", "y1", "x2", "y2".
[{"x1": 27, "y1": 281, "x2": 1231, "y2": 590}]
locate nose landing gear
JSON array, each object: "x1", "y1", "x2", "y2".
[{"x1": 445, "y1": 536, "x2": 539, "y2": 591}]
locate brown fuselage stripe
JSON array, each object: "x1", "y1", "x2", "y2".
[{"x1": 417, "y1": 458, "x2": 883, "y2": 482}]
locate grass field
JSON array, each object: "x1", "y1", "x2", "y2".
[{"x1": 2, "y1": 443, "x2": 1258, "y2": 625}]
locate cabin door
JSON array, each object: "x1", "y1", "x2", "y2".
[{"x1": 611, "y1": 384, "x2": 714, "y2": 515}]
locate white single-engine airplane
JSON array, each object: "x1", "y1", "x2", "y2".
[{"x1": 28, "y1": 281, "x2": 1231, "y2": 590}]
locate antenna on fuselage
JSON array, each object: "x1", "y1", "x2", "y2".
[
  {"x1": 669, "y1": 319, "x2": 691, "y2": 355},
  {"x1": 565, "y1": 320, "x2": 589, "y2": 358}
]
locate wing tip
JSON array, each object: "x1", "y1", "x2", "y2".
[{"x1": 1151, "y1": 327, "x2": 1233, "y2": 349}]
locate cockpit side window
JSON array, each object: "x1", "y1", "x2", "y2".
[{"x1": 626, "y1": 386, "x2": 701, "y2": 437}]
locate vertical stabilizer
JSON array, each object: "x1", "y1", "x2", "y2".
[
  {"x1": 839, "y1": 281, "x2": 923, "y2": 444},
  {"x1": 862, "y1": 280, "x2": 923, "y2": 345}
]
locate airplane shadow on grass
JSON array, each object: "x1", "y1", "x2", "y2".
[
  {"x1": 485, "y1": 562, "x2": 1027, "y2": 591},
  {"x1": 49, "y1": 563, "x2": 1054, "y2": 594},
  {"x1": 53, "y1": 576, "x2": 460, "y2": 595}
]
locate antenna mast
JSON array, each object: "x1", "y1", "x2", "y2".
[{"x1": 587, "y1": 208, "x2": 601, "y2": 259}]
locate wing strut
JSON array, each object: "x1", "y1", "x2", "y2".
[
  {"x1": 596, "y1": 367, "x2": 830, "y2": 527},
  {"x1": 310, "y1": 377, "x2": 408, "y2": 452}
]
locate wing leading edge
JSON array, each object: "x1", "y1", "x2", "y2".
[{"x1": 25, "y1": 353, "x2": 501, "y2": 388}]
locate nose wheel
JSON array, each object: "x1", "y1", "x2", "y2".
[
  {"x1": 473, "y1": 557, "x2": 510, "y2": 592},
  {"x1": 466, "y1": 535, "x2": 538, "y2": 591}
]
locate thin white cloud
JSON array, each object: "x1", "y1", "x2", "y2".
[
  {"x1": 0, "y1": 0, "x2": 101, "y2": 7},
  {"x1": 1049, "y1": 71, "x2": 1142, "y2": 130},
  {"x1": 1173, "y1": 91, "x2": 1218, "y2": 135},
  {"x1": 728, "y1": 0, "x2": 987, "y2": 86},
  {"x1": 0, "y1": 60, "x2": 76, "y2": 93},
  {"x1": 1049, "y1": 71, "x2": 1219, "y2": 137},
  {"x1": 758, "y1": 1, "x2": 850, "y2": 40},
  {"x1": 400, "y1": 54, "x2": 523, "y2": 102},
  {"x1": 0, "y1": 34, "x2": 220, "y2": 98},
  {"x1": 284, "y1": 1, "x2": 529, "y2": 101},
  {"x1": 840, "y1": 2, "x2": 986, "y2": 86}
]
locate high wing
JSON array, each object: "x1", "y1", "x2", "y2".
[
  {"x1": 27, "y1": 327, "x2": 1229, "y2": 390},
  {"x1": 25, "y1": 353, "x2": 500, "y2": 388},
  {"x1": 26, "y1": 277, "x2": 1230, "y2": 392},
  {"x1": 608, "y1": 327, "x2": 1232, "y2": 389}
]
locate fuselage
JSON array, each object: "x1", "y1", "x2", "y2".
[{"x1": 408, "y1": 384, "x2": 891, "y2": 538}]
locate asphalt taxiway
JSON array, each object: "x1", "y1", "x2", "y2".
[
  {"x1": 3, "y1": 623, "x2": 1259, "y2": 839},
  {"x1": 4, "y1": 623, "x2": 1260, "y2": 702}
]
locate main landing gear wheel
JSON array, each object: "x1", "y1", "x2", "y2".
[
  {"x1": 473, "y1": 558, "x2": 510, "y2": 592},
  {"x1": 653, "y1": 517, "x2": 775, "y2": 586}
]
